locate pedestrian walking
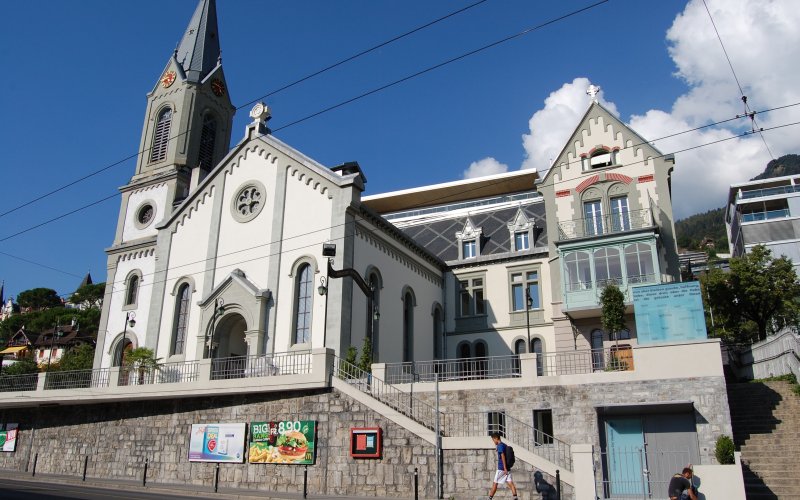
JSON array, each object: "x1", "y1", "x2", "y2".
[{"x1": 488, "y1": 432, "x2": 518, "y2": 500}]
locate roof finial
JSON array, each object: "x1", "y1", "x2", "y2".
[{"x1": 586, "y1": 84, "x2": 601, "y2": 103}]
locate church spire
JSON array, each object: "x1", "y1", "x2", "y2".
[{"x1": 175, "y1": 0, "x2": 221, "y2": 83}]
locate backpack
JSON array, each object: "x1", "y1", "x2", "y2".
[{"x1": 505, "y1": 445, "x2": 516, "y2": 469}]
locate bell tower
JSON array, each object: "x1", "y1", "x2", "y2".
[{"x1": 113, "y1": 0, "x2": 234, "y2": 246}]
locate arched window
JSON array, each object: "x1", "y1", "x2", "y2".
[
  {"x1": 150, "y1": 108, "x2": 173, "y2": 162},
  {"x1": 198, "y1": 114, "x2": 217, "y2": 169},
  {"x1": 564, "y1": 251, "x2": 591, "y2": 291},
  {"x1": 458, "y1": 342, "x2": 471, "y2": 359},
  {"x1": 368, "y1": 271, "x2": 381, "y2": 361},
  {"x1": 514, "y1": 339, "x2": 526, "y2": 355},
  {"x1": 171, "y1": 283, "x2": 190, "y2": 355},
  {"x1": 402, "y1": 290, "x2": 414, "y2": 362},
  {"x1": 590, "y1": 148, "x2": 612, "y2": 168},
  {"x1": 125, "y1": 275, "x2": 140, "y2": 306},
  {"x1": 531, "y1": 338, "x2": 543, "y2": 376},
  {"x1": 591, "y1": 329, "x2": 605, "y2": 370},
  {"x1": 113, "y1": 337, "x2": 132, "y2": 367},
  {"x1": 594, "y1": 247, "x2": 622, "y2": 286},
  {"x1": 624, "y1": 243, "x2": 655, "y2": 283},
  {"x1": 293, "y1": 263, "x2": 313, "y2": 344},
  {"x1": 433, "y1": 306, "x2": 443, "y2": 359}
]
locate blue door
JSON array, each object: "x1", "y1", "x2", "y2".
[{"x1": 605, "y1": 417, "x2": 647, "y2": 497}]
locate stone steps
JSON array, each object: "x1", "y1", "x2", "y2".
[{"x1": 726, "y1": 381, "x2": 800, "y2": 500}]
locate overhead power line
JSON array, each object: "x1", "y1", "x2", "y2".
[
  {"x1": 0, "y1": 0, "x2": 493, "y2": 221},
  {"x1": 701, "y1": 0, "x2": 775, "y2": 160}
]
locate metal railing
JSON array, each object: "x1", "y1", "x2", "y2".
[
  {"x1": 210, "y1": 351, "x2": 312, "y2": 380},
  {"x1": 539, "y1": 348, "x2": 634, "y2": 376},
  {"x1": 741, "y1": 208, "x2": 791, "y2": 222},
  {"x1": 444, "y1": 411, "x2": 572, "y2": 470},
  {"x1": 596, "y1": 447, "x2": 691, "y2": 499},
  {"x1": 44, "y1": 368, "x2": 110, "y2": 390},
  {"x1": 738, "y1": 184, "x2": 800, "y2": 200},
  {"x1": 333, "y1": 357, "x2": 443, "y2": 432},
  {"x1": 385, "y1": 355, "x2": 521, "y2": 384},
  {"x1": 118, "y1": 360, "x2": 199, "y2": 386},
  {"x1": 557, "y1": 208, "x2": 653, "y2": 240},
  {"x1": 0, "y1": 373, "x2": 39, "y2": 392}
]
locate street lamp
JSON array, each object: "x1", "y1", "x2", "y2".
[
  {"x1": 46, "y1": 323, "x2": 64, "y2": 372},
  {"x1": 118, "y1": 311, "x2": 136, "y2": 367},
  {"x1": 525, "y1": 288, "x2": 533, "y2": 353}
]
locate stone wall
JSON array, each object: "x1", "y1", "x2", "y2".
[
  {"x1": 414, "y1": 376, "x2": 733, "y2": 466},
  {"x1": 0, "y1": 388, "x2": 566, "y2": 499}
]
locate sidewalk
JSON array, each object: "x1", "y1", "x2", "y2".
[{"x1": 0, "y1": 469, "x2": 409, "y2": 500}]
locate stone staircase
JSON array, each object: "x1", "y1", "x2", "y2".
[{"x1": 727, "y1": 381, "x2": 800, "y2": 499}]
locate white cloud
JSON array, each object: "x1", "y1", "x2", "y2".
[
  {"x1": 520, "y1": 77, "x2": 619, "y2": 172},
  {"x1": 466, "y1": 0, "x2": 800, "y2": 219},
  {"x1": 463, "y1": 157, "x2": 508, "y2": 179}
]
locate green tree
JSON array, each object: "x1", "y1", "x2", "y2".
[
  {"x1": 701, "y1": 245, "x2": 800, "y2": 342},
  {"x1": 358, "y1": 336, "x2": 373, "y2": 374},
  {"x1": 54, "y1": 344, "x2": 95, "y2": 371},
  {"x1": 16, "y1": 288, "x2": 62, "y2": 310},
  {"x1": 1, "y1": 358, "x2": 39, "y2": 375},
  {"x1": 600, "y1": 284, "x2": 626, "y2": 346},
  {"x1": 69, "y1": 283, "x2": 106, "y2": 309}
]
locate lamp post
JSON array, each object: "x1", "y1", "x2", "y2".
[
  {"x1": 525, "y1": 288, "x2": 533, "y2": 353},
  {"x1": 46, "y1": 323, "x2": 64, "y2": 372},
  {"x1": 118, "y1": 312, "x2": 136, "y2": 367}
]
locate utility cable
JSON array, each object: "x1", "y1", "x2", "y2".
[
  {"x1": 0, "y1": 0, "x2": 492, "y2": 221},
  {"x1": 701, "y1": 0, "x2": 775, "y2": 160}
]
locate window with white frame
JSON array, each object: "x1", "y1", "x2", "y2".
[
  {"x1": 459, "y1": 277, "x2": 485, "y2": 317},
  {"x1": 462, "y1": 240, "x2": 477, "y2": 259},
  {"x1": 511, "y1": 270, "x2": 540, "y2": 311},
  {"x1": 514, "y1": 231, "x2": 529, "y2": 251},
  {"x1": 624, "y1": 243, "x2": 655, "y2": 283},
  {"x1": 293, "y1": 263, "x2": 313, "y2": 344},
  {"x1": 610, "y1": 195, "x2": 630, "y2": 231},
  {"x1": 564, "y1": 251, "x2": 592, "y2": 291},
  {"x1": 593, "y1": 247, "x2": 623, "y2": 286}
]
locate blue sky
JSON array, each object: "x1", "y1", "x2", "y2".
[{"x1": 2, "y1": 0, "x2": 798, "y2": 299}]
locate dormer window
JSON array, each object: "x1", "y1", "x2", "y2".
[
  {"x1": 507, "y1": 208, "x2": 535, "y2": 252},
  {"x1": 456, "y1": 218, "x2": 483, "y2": 260}
]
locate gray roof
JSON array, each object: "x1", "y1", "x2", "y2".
[
  {"x1": 398, "y1": 202, "x2": 548, "y2": 262},
  {"x1": 176, "y1": 0, "x2": 221, "y2": 82}
]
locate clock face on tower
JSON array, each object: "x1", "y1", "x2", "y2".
[
  {"x1": 211, "y1": 79, "x2": 225, "y2": 97},
  {"x1": 161, "y1": 71, "x2": 177, "y2": 88}
]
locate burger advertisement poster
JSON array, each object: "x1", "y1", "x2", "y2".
[
  {"x1": 249, "y1": 421, "x2": 316, "y2": 465},
  {"x1": 188, "y1": 423, "x2": 246, "y2": 463}
]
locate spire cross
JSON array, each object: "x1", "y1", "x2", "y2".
[{"x1": 586, "y1": 84, "x2": 601, "y2": 102}]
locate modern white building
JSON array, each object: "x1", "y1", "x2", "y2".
[{"x1": 726, "y1": 173, "x2": 800, "y2": 273}]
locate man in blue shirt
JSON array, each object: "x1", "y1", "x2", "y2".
[{"x1": 488, "y1": 433, "x2": 518, "y2": 499}]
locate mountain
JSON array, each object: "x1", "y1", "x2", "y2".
[
  {"x1": 750, "y1": 154, "x2": 800, "y2": 180},
  {"x1": 675, "y1": 154, "x2": 800, "y2": 251}
]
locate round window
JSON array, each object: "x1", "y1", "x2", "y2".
[
  {"x1": 231, "y1": 181, "x2": 266, "y2": 222},
  {"x1": 134, "y1": 202, "x2": 157, "y2": 229}
]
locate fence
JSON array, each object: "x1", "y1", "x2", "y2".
[
  {"x1": 444, "y1": 411, "x2": 572, "y2": 470},
  {"x1": 539, "y1": 348, "x2": 633, "y2": 376},
  {"x1": 333, "y1": 357, "x2": 443, "y2": 432},
  {"x1": 727, "y1": 328, "x2": 800, "y2": 381},
  {"x1": 210, "y1": 351, "x2": 312, "y2": 380},
  {"x1": 384, "y1": 355, "x2": 521, "y2": 384},
  {"x1": 43, "y1": 368, "x2": 110, "y2": 390},
  {"x1": 0, "y1": 373, "x2": 39, "y2": 392},
  {"x1": 596, "y1": 447, "x2": 690, "y2": 499},
  {"x1": 118, "y1": 359, "x2": 199, "y2": 386}
]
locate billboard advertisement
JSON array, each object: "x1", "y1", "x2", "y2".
[
  {"x1": 188, "y1": 423, "x2": 246, "y2": 463},
  {"x1": 0, "y1": 423, "x2": 18, "y2": 452},
  {"x1": 633, "y1": 281, "x2": 708, "y2": 345},
  {"x1": 249, "y1": 420, "x2": 316, "y2": 464}
]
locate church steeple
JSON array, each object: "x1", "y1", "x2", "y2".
[
  {"x1": 175, "y1": 0, "x2": 221, "y2": 83},
  {"x1": 113, "y1": 0, "x2": 234, "y2": 247}
]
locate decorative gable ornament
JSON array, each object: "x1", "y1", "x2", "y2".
[{"x1": 455, "y1": 218, "x2": 482, "y2": 241}]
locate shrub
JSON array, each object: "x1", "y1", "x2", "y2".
[
  {"x1": 1, "y1": 358, "x2": 39, "y2": 375},
  {"x1": 715, "y1": 435, "x2": 735, "y2": 464}
]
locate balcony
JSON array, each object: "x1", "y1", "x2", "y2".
[
  {"x1": 741, "y1": 208, "x2": 790, "y2": 222},
  {"x1": 738, "y1": 184, "x2": 800, "y2": 200},
  {"x1": 557, "y1": 209, "x2": 654, "y2": 241}
]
